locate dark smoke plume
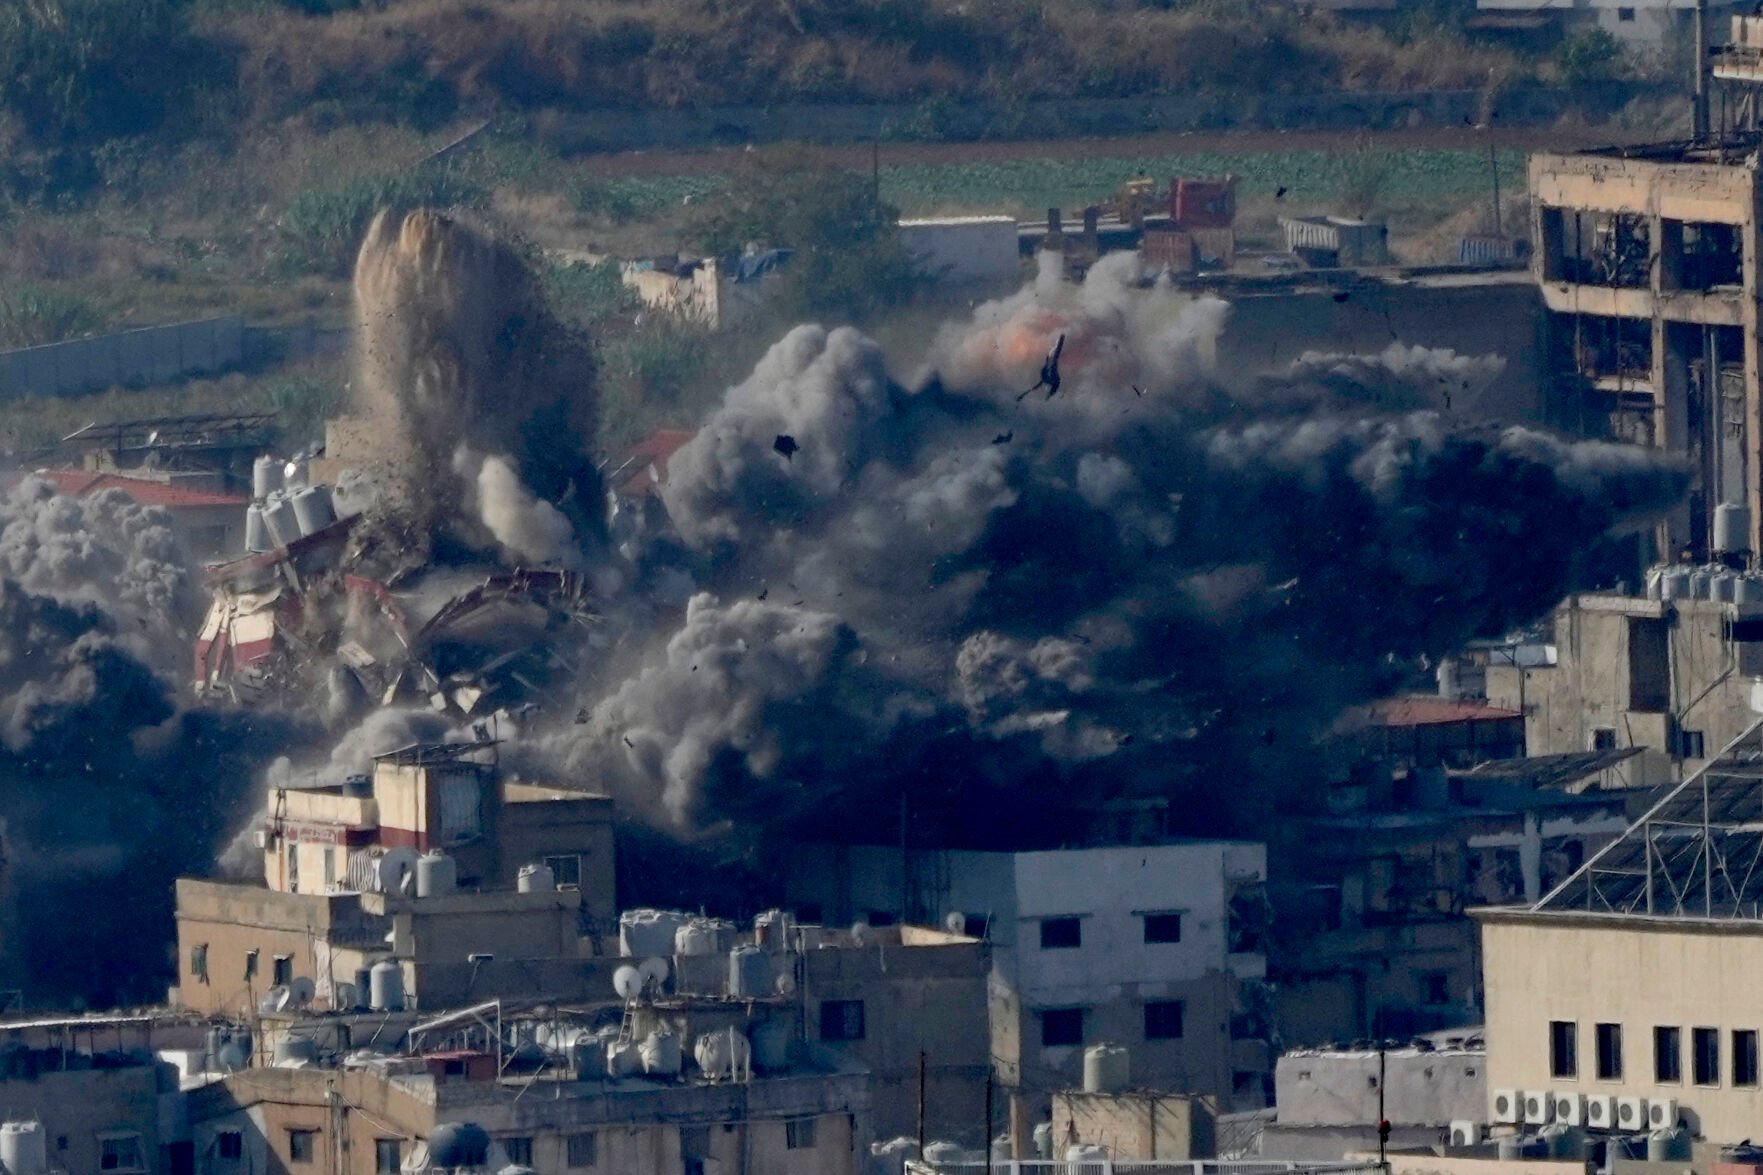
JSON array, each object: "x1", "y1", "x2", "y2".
[
  {"x1": 535, "y1": 253, "x2": 1683, "y2": 851},
  {"x1": 0, "y1": 480, "x2": 303, "y2": 1006}
]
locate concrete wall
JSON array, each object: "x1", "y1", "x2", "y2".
[
  {"x1": 1052, "y1": 1090, "x2": 1216, "y2": 1159},
  {"x1": 1276, "y1": 1049, "x2": 1487, "y2": 1127},
  {"x1": 1479, "y1": 909, "x2": 1763, "y2": 1144},
  {"x1": 0, "y1": 1062, "x2": 173, "y2": 1175},
  {"x1": 0, "y1": 316, "x2": 245, "y2": 399},
  {"x1": 1486, "y1": 594, "x2": 1762, "y2": 787}
]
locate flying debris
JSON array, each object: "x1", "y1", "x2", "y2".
[
  {"x1": 993, "y1": 431, "x2": 1014, "y2": 445},
  {"x1": 773, "y1": 435, "x2": 800, "y2": 461},
  {"x1": 1015, "y1": 333, "x2": 1066, "y2": 401}
]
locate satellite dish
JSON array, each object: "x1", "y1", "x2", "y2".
[
  {"x1": 774, "y1": 973, "x2": 797, "y2": 996},
  {"x1": 260, "y1": 985, "x2": 290, "y2": 1014},
  {"x1": 637, "y1": 957, "x2": 670, "y2": 990},
  {"x1": 613, "y1": 966, "x2": 643, "y2": 999},
  {"x1": 944, "y1": 912, "x2": 966, "y2": 934},
  {"x1": 334, "y1": 982, "x2": 358, "y2": 1011},
  {"x1": 850, "y1": 922, "x2": 870, "y2": 946},
  {"x1": 289, "y1": 977, "x2": 316, "y2": 1008}
]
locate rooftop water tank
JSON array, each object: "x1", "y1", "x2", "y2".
[
  {"x1": 728, "y1": 945, "x2": 772, "y2": 999},
  {"x1": 252, "y1": 455, "x2": 283, "y2": 501},
  {"x1": 427, "y1": 1123, "x2": 491, "y2": 1170},
  {"x1": 416, "y1": 852, "x2": 456, "y2": 899},
  {"x1": 0, "y1": 1122, "x2": 47, "y2": 1175},
  {"x1": 1692, "y1": 568, "x2": 1715, "y2": 600},
  {"x1": 1717, "y1": 502, "x2": 1753, "y2": 554},
  {"x1": 1538, "y1": 1124, "x2": 1582, "y2": 1159},
  {"x1": 754, "y1": 908, "x2": 794, "y2": 951},
  {"x1": 284, "y1": 458, "x2": 309, "y2": 490},
  {"x1": 1646, "y1": 566, "x2": 1665, "y2": 601},
  {"x1": 517, "y1": 863, "x2": 555, "y2": 894},
  {"x1": 639, "y1": 1030, "x2": 682, "y2": 1077},
  {"x1": 273, "y1": 1034, "x2": 318, "y2": 1067},
  {"x1": 1032, "y1": 1123, "x2": 1055, "y2": 1160},
  {"x1": 245, "y1": 505, "x2": 270, "y2": 554},
  {"x1": 1715, "y1": 571, "x2": 1740, "y2": 603},
  {"x1": 1497, "y1": 1137, "x2": 1524, "y2": 1162},
  {"x1": 369, "y1": 960, "x2": 404, "y2": 1012},
  {"x1": 750, "y1": 1018, "x2": 792, "y2": 1072},
  {"x1": 1083, "y1": 1044, "x2": 1130, "y2": 1094},
  {"x1": 1649, "y1": 1129, "x2": 1690, "y2": 1162},
  {"x1": 1663, "y1": 568, "x2": 1693, "y2": 600},
  {"x1": 694, "y1": 1025, "x2": 752, "y2": 1082},
  {"x1": 606, "y1": 1041, "x2": 642, "y2": 1078},
  {"x1": 1740, "y1": 576, "x2": 1763, "y2": 605},
  {"x1": 923, "y1": 1142, "x2": 968, "y2": 1166},
  {"x1": 263, "y1": 492, "x2": 300, "y2": 549},
  {"x1": 291, "y1": 485, "x2": 336, "y2": 537},
  {"x1": 675, "y1": 920, "x2": 719, "y2": 957},
  {"x1": 620, "y1": 909, "x2": 686, "y2": 957}
]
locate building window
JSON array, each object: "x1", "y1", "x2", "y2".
[
  {"x1": 567, "y1": 1133, "x2": 598, "y2": 1168},
  {"x1": 375, "y1": 1140, "x2": 401, "y2": 1174},
  {"x1": 1042, "y1": 1007, "x2": 1084, "y2": 1048},
  {"x1": 323, "y1": 847, "x2": 337, "y2": 889},
  {"x1": 1141, "y1": 913, "x2": 1182, "y2": 944},
  {"x1": 1039, "y1": 917, "x2": 1082, "y2": 949},
  {"x1": 1679, "y1": 729, "x2": 1707, "y2": 760},
  {"x1": 218, "y1": 1133, "x2": 243, "y2": 1161},
  {"x1": 1617, "y1": 6, "x2": 1635, "y2": 18},
  {"x1": 1550, "y1": 1020, "x2": 1578, "y2": 1079},
  {"x1": 819, "y1": 999, "x2": 865, "y2": 1041},
  {"x1": 545, "y1": 854, "x2": 582, "y2": 888},
  {"x1": 864, "y1": 910, "x2": 897, "y2": 928},
  {"x1": 272, "y1": 955, "x2": 293, "y2": 987},
  {"x1": 1422, "y1": 973, "x2": 1450, "y2": 1006},
  {"x1": 1695, "y1": 1027, "x2": 1721, "y2": 1085},
  {"x1": 1591, "y1": 727, "x2": 1617, "y2": 751},
  {"x1": 243, "y1": 949, "x2": 259, "y2": 982},
  {"x1": 1595, "y1": 1023, "x2": 1623, "y2": 1080},
  {"x1": 1655, "y1": 1026, "x2": 1682, "y2": 1083},
  {"x1": 1145, "y1": 1001, "x2": 1184, "y2": 1040},
  {"x1": 960, "y1": 913, "x2": 989, "y2": 938},
  {"x1": 1736, "y1": 1031, "x2": 1760, "y2": 1087},
  {"x1": 287, "y1": 1131, "x2": 316, "y2": 1165},
  {"x1": 501, "y1": 1138, "x2": 533, "y2": 1166},
  {"x1": 99, "y1": 1134, "x2": 145, "y2": 1172},
  {"x1": 785, "y1": 1119, "x2": 817, "y2": 1150},
  {"x1": 191, "y1": 944, "x2": 209, "y2": 984}
]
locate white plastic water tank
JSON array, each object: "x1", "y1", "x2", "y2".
[
  {"x1": 728, "y1": 945, "x2": 772, "y2": 998},
  {"x1": 1067, "y1": 1144, "x2": 1110, "y2": 1162},
  {"x1": 263, "y1": 492, "x2": 300, "y2": 548},
  {"x1": 245, "y1": 505, "x2": 270, "y2": 553},
  {"x1": 606, "y1": 1041, "x2": 642, "y2": 1078},
  {"x1": 1691, "y1": 568, "x2": 1714, "y2": 599},
  {"x1": 416, "y1": 852, "x2": 456, "y2": 898},
  {"x1": 517, "y1": 863, "x2": 556, "y2": 893},
  {"x1": 369, "y1": 960, "x2": 404, "y2": 1011},
  {"x1": 1715, "y1": 571, "x2": 1740, "y2": 603},
  {"x1": 1083, "y1": 1044, "x2": 1130, "y2": 1093},
  {"x1": 1717, "y1": 502, "x2": 1753, "y2": 554},
  {"x1": 291, "y1": 485, "x2": 337, "y2": 536},
  {"x1": 923, "y1": 1142, "x2": 967, "y2": 1166},
  {"x1": 620, "y1": 909, "x2": 687, "y2": 957},
  {"x1": 639, "y1": 1030, "x2": 682, "y2": 1076},
  {"x1": 1032, "y1": 1123, "x2": 1055, "y2": 1160},
  {"x1": 284, "y1": 458, "x2": 309, "y2": 490},
  {"x1": 0, "y1": 1122, "x2": 47, "y2": 1175},
  {"x1": 1740, "y1": 576, "x2": 1763, "y2": 605},
  {"x1": 252, "y1": 455, "x2": 283, "y2": 501},
  {"x1": 675, "y1": 920, "x2": 719, "y2": 957},
  {"x1": 694, "y1": 1025, "x2": 752, "y2": 1081}
]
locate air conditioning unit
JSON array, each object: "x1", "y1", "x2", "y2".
[
  {"x1": 1554, "y1": 1092, "x2": 1587, "y2": 1126},
  {"x1": 1585, "y1": 1095, "x2": 1617, "y2": 1129},
  {"x1": 1615, "y1": 1096, "x2": 1648, "y2": 1130},
  {"x1": 1523, "y1": 1090, "x2": 1556, "y2": 1125},
  {"x1": 1449, "y1": 1121, "x2": 1481, "y2": 1147},
  {"x1": 1648, "y1": 1097, "x2": 1679, "y2": 1129},
  {"x1": 1492, "y1": 1089, "x2": 1522, "y2": 1124}
]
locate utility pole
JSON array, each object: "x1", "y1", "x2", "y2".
[
  {"x1": 918, "y1": 1049, "x2": 927, "y2": 1157},
  {"x1": 1378, "y1": 1041, "x2": 1391, "y2": 1165},
  {"x1": 1488, "y1": 142, "x2": 1502, "y2": 236}
]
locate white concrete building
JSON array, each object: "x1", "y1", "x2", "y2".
[{"x1": 787, "y1": 840, "x2": 1270, "y2": 1111}]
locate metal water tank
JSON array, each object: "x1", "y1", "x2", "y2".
[
  {"x1": 750, "y1": 1018, "x2": 793, "y2": 1071},
  {"x1": 263, "y1": 492, "x2": 300, "y2": 549},
  {"x1": 1083, "y1": 1044, "x2": 1131, "y2": 1094},
  {"x1": 639, "y1": 1030, "x2": 682, "y2": 1077},
  {"x1": 416, "y1": 852, "x2": 456, "y2": 898},
  {"x1": 0, "y1": 1122, "x2": 47, "y2": 1175},
  {"x1": 1717, "y1": 502, "x2": 1753, "y2": 554},
  {"x1": 273, "y1": 1034, "x2": 318, "y2": 1066},
  {"x1": 369, "y1": 960, "x2": 404, "y2": 1011},
  {"x1": 245, "y1": 505, "x2": 270, "y2": 553},
  {"x1": 517, "y1": 863, "x2": 555, "y2": 893},
  {"x1": 252, "y1": 455, "x2": 283, "y2": 501},
  {"x1": 291, "y1": 485, "x2": 336, "y2": 536},
  {"x1": 728, "y1": 945, "x2": 772, "y2": 998}
]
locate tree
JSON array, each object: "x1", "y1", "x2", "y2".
[{"x1": 694, "y1": 153, "x2": 926, "y2": 324}]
